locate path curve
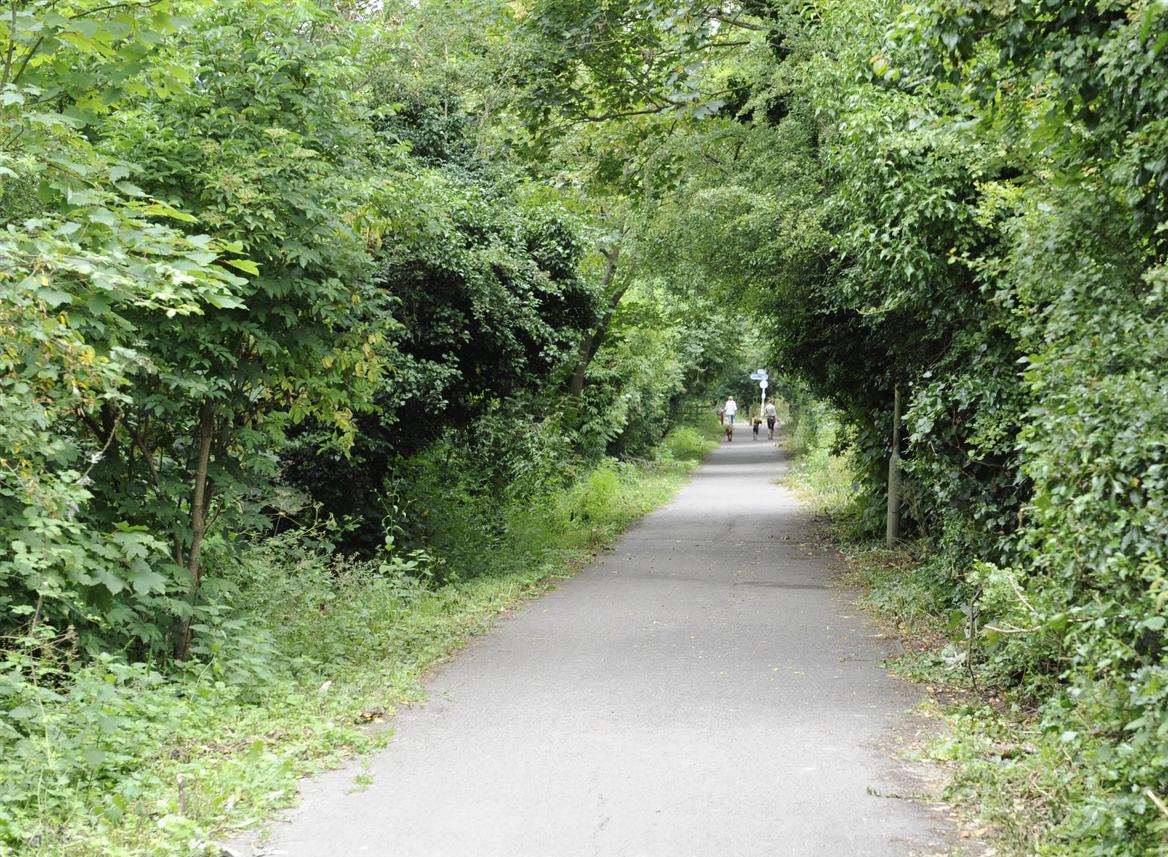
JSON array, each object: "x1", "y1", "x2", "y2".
[{"x1": 248, "y1": 435, "x2": 953, "y2": 856}]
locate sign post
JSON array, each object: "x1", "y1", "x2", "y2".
[{"x1": 749, "y1": 369, "x2": 768, "y2": 420}]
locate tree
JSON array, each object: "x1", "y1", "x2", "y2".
[{"x1": 1, "y1": 0, "x2": 252, "y2": 651}]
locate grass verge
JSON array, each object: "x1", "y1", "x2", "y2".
[{"x1": 1, "y1": 425, "x2": 716, "y2": 857}]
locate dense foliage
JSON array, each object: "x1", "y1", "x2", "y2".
[
  {"x1": 5, "y1": 0, "x2": 1166, "y2": 853},
  {"x1": 0, "y1": 1, "x2": 741, "y2": 851},
  {"x1": 523, "y1": 0, "x2": 1168, "y2": 851}
]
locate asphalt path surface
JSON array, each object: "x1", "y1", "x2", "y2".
[{"x1": 245, "y1": 432, "x2": 953, "y2": 856}]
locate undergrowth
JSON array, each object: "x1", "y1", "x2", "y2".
[
  {"x1": 782, "y1": 414, "x2": 1161, "y2": 857},
  {"x1": 0, "y1": 424, "x2": 715, "y2": 856},
  {"x1": 783, "y1": 409, "x2": 857, "y2": 514}
]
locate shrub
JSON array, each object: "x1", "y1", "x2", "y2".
[{"x1": 660, "y1": 425, "x2": 713, "y2": 462}]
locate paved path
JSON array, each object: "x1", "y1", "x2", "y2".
[{"x1": 250, "y1": 435, "x2": 952, "y2": 856}]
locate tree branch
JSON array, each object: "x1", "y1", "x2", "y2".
[
  {"x1": 710, "y1": 14, "x2": 766, "y2": 32},
  {"x1": 11, "y1": 0, "x2": 164, "y2": 85},
  {"x1": 2, "y1": 1, "x2": 17, "y2": 88}
]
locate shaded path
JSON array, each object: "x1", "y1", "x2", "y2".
[{"x1": 249, "y1": 435, "x2": 953, "y2": 856}]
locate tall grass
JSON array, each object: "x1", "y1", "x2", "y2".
[
  {"x1": 782, "y1": 409, "x2": 856, "y2": 514},
  {"x1": 660, "y1": 423, "x2": 721, "y2": 461}
]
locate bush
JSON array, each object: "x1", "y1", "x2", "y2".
[
  {"x1": 660, "y1": 423, "x2": 717, "y2": 463},
  {"x1": 784, "y1": 408, "x2": 861, "y2": 519}
]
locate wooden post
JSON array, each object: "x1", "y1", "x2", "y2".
[{"x1": 885, "y1": 384, "x2": 901, "y2": 547}]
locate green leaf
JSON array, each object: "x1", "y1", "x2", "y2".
[
  {"x1": 36, "y1": 287, "x2": 73, "y2": 308},
  {"x1": 129, "y1": 567, "x2": 168, "y2": 594},
  {"x1": 222, "y1": 258, "x2": 261, "y2": 276},
  {"x1": 138, "y1": 201, "x2": 198, "y2": 223},
  {"x1": 115, "y1": 181, "x2": 147, "y2": 197}
]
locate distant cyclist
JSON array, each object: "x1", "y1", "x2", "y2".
[
  {"x1": 764, "y1": 398, "x2": 777, "y2": 440},
  {"x1": 723, "y1": 396, "x2": 738, "y2": 442}
]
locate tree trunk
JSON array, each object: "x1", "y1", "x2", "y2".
[
  {"x1": 176, "y1": 402, "x2": 215, "y2": 660},
  {"x1": 568, "y1": 243, "x2": 623, "y2": 396},
  {"x1": 885, "y1": 384, "x2": 901, "y2": 548}
]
